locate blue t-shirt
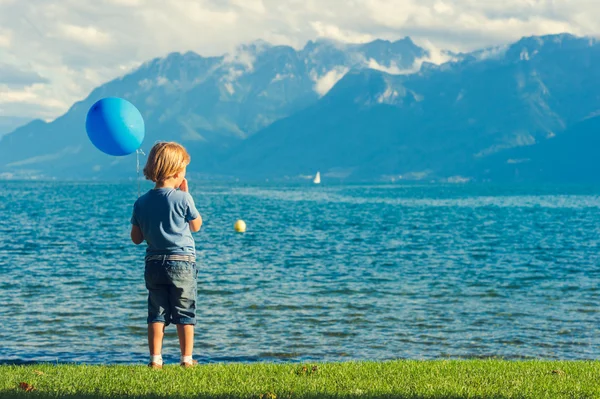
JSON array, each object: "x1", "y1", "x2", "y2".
[{"x1": 131, "y1": 188, "x2": 200, "y2": 256}]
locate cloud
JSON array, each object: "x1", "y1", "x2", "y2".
[
  {"x1": 223, "y1": 46, "x2": 257, "y2": 71},
  {"x1": 230, "y1": 0, "x2": 266, "y2": 14},
  {"x1": 366, "y1": 40, "x2": 456, "y2": 76},
  {"x1": 362, "y1": 0, "x2": 584, "y2": 50},
  {"x1": 57, "y1": 24, "x2": 112, "y2": 46},
  {"x1": 311, "y1": 66, "x2": 349, "y2": 96},
  {"x1": 415, "y1": 39, "x2": 454, "y2": 65},
  {"x1": 367, "y1": 59, "x2": 413, "y2": 75},
  {"x1": 104, "y1": 0, "x2": 142, "y2": 5},
  {"x1": 0, "y1": 84, "x2": 71, "y2": 116},
  {"x1": 0, "y1": 0, "x2": 599, "y2": 122},
  {"x1": 0, "y1": 63, "x2": 49, "y2": 88},
  {"x1": 0, "y1": 30, "x2": 10, "y2": 48},
  {"x1": 311, "y1": 21, "x2": 376, "y2": 44}
]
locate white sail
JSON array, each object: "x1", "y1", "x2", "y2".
[{"x1": 313, "y1": 171, "x2": 321, "y2": 184}]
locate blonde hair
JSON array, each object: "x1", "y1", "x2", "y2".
[{"x1": 143, "y1": 142, "x2": 191, "y2": 183}]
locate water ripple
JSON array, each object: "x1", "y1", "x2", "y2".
[{"x1": 0, "y1": 181, "x2": 599, "y2": 364}]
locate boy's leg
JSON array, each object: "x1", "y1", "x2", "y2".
[
  {"x1": 167, "y1": 260, "x2": 197, "y2": 363},
  {"x1": 145, "y1": 260, "x2": 172, "y2": 365},
  {"x1": 148, "y1": 322, "x2": 166, "y2": 355},
  {"x1": 176, "y1": 324, "x2": 194, "y2": 356}
]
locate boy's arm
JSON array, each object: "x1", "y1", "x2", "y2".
[
  {"x1": 130, "y1": 203, "x2": 144, "y2": 244},
  {"x1": 180, "y1": 178, "x2": 202, "y2": 233},
  {"x1": 189, "y1": 215, "x2": 202, "y2": 232},
  {"x1": 131, "y1": 225, "x2": 144, "y2": 245}
]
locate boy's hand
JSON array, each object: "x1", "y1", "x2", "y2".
[{"x1": 179, "y1": 178, "x2": 189, "y2": 192}]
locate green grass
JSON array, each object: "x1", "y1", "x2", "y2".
[{"x1": 1, "y1": 360, "x2": 599, "y2": 398}]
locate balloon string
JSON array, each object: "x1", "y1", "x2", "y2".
[{"x1": 136, "y1": 149, "x2": 145, "y2": 198}]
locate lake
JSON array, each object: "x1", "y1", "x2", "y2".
[{"x1": 0, "y1": 181, "x2": 599, "y2": 364}]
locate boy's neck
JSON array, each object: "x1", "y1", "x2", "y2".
[{"x1": 155, "y1": 180, "x2": 178, "y2": 189}]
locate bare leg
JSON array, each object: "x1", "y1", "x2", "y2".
[
  {"x1": 176, "y1": 324, "x2": 194, "y2": 357},
  {"x1": 148, "y1": 322, "x2": 165, "y2": 356}
]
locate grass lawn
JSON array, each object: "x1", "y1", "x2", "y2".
[{"x1": 1, "y1": 359, "x2": 599, "y2": 398}]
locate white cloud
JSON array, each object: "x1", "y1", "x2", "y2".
[
  {"x1": 0, "y1": 85, "x2": 70, "y2": 120},
  {"x1": 230, "y1": 0, "x2": 266, "y2": 14},
  {"x1": 415, "y1": 39, "x2": 454, "y2": 65},
  {"x1": 433, "y1": 1, "x2": 452, "y2": 15},
  {"x1": 1, "y1": 0, "x2": 599, "y2": 123},
  {"x1": 0, "y1": 85, "x2": 68, "y2": 109},
  {"x1": 104, "y1": 0, "x2": 142, "y2": 5},
  {"x1": 311, "y1": 21, "x2": 376, "y2": 43},
  {"x1": 363, "y1": 0, "x2": 584, "y2": 49},
  {"x1": 0, "y1": 30, "x2": 10, "y2": 48},
  {"x1": 311, "y1": 66, "x2": 349, "y2": 96},
  {"x1": 471, "y1": 45, "x2": 509, "y2": 61},
  {"x1": 58, "y1": 24, "x2": 112, "y2": 45},
  {"x1": 221, "y1": 67, "x2": 245, "y2": 88},
  {"x1": 367, "y1": 59, "x2": 413, "y2": 75},
  {"x1": 366, "y1": 40, "x2": 456, "y2": 76},
  {"x1": 0, "y1": 89, "x2": 38, "y2": 103},
  {"x1": 224, "y1": 48, "x2": 256, "y2": 71}
]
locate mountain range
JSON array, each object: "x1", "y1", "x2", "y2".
[{"x1": 1, "y1": 33, "x2": 599, "y2": 182}]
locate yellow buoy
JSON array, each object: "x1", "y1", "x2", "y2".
[{"x1": 234, "y1": 220, "x2": 246, "y2": 233}]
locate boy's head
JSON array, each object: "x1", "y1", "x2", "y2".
[{"x1": 144, "y1": 142, "x2": 191, "y2": 183}]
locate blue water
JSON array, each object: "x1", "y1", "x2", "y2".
[{"x1": 1, "y1": 181, "x2": 599, "y2": 365}]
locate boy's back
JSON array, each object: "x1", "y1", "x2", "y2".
[
  {"x1": 130, "y1": 141, "x2": 202, "y2": 369},
  {"x1": 132, "y1": 187, "x2": 199, "y2": 256}
]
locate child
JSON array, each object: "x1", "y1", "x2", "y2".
[{"x1": 130, "y1": 141, "x2": 202, "y2": 369}]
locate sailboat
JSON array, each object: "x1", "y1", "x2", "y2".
[{"x1": 313, "y1": 171, "x2": 321, "y2": 184}]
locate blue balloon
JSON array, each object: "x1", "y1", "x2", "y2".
[{"x1": 85, "y1": 97, "x2": 145, "y2": 156}]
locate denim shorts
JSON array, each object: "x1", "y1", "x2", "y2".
[{"x1": 144, "y1": 258, "x2": 197, "y2": 326}]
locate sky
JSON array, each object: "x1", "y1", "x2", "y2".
[{"x1": 0, "y1": 0, "x2": 598, "y2": 130}]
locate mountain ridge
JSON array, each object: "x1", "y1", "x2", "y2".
[{"x1": 2, "y1": 33, "x2": 599, "y2": 182}]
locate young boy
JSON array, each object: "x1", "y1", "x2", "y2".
[{"x1": 130, "y1": 141, "x2": 202, "y2": 369}]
